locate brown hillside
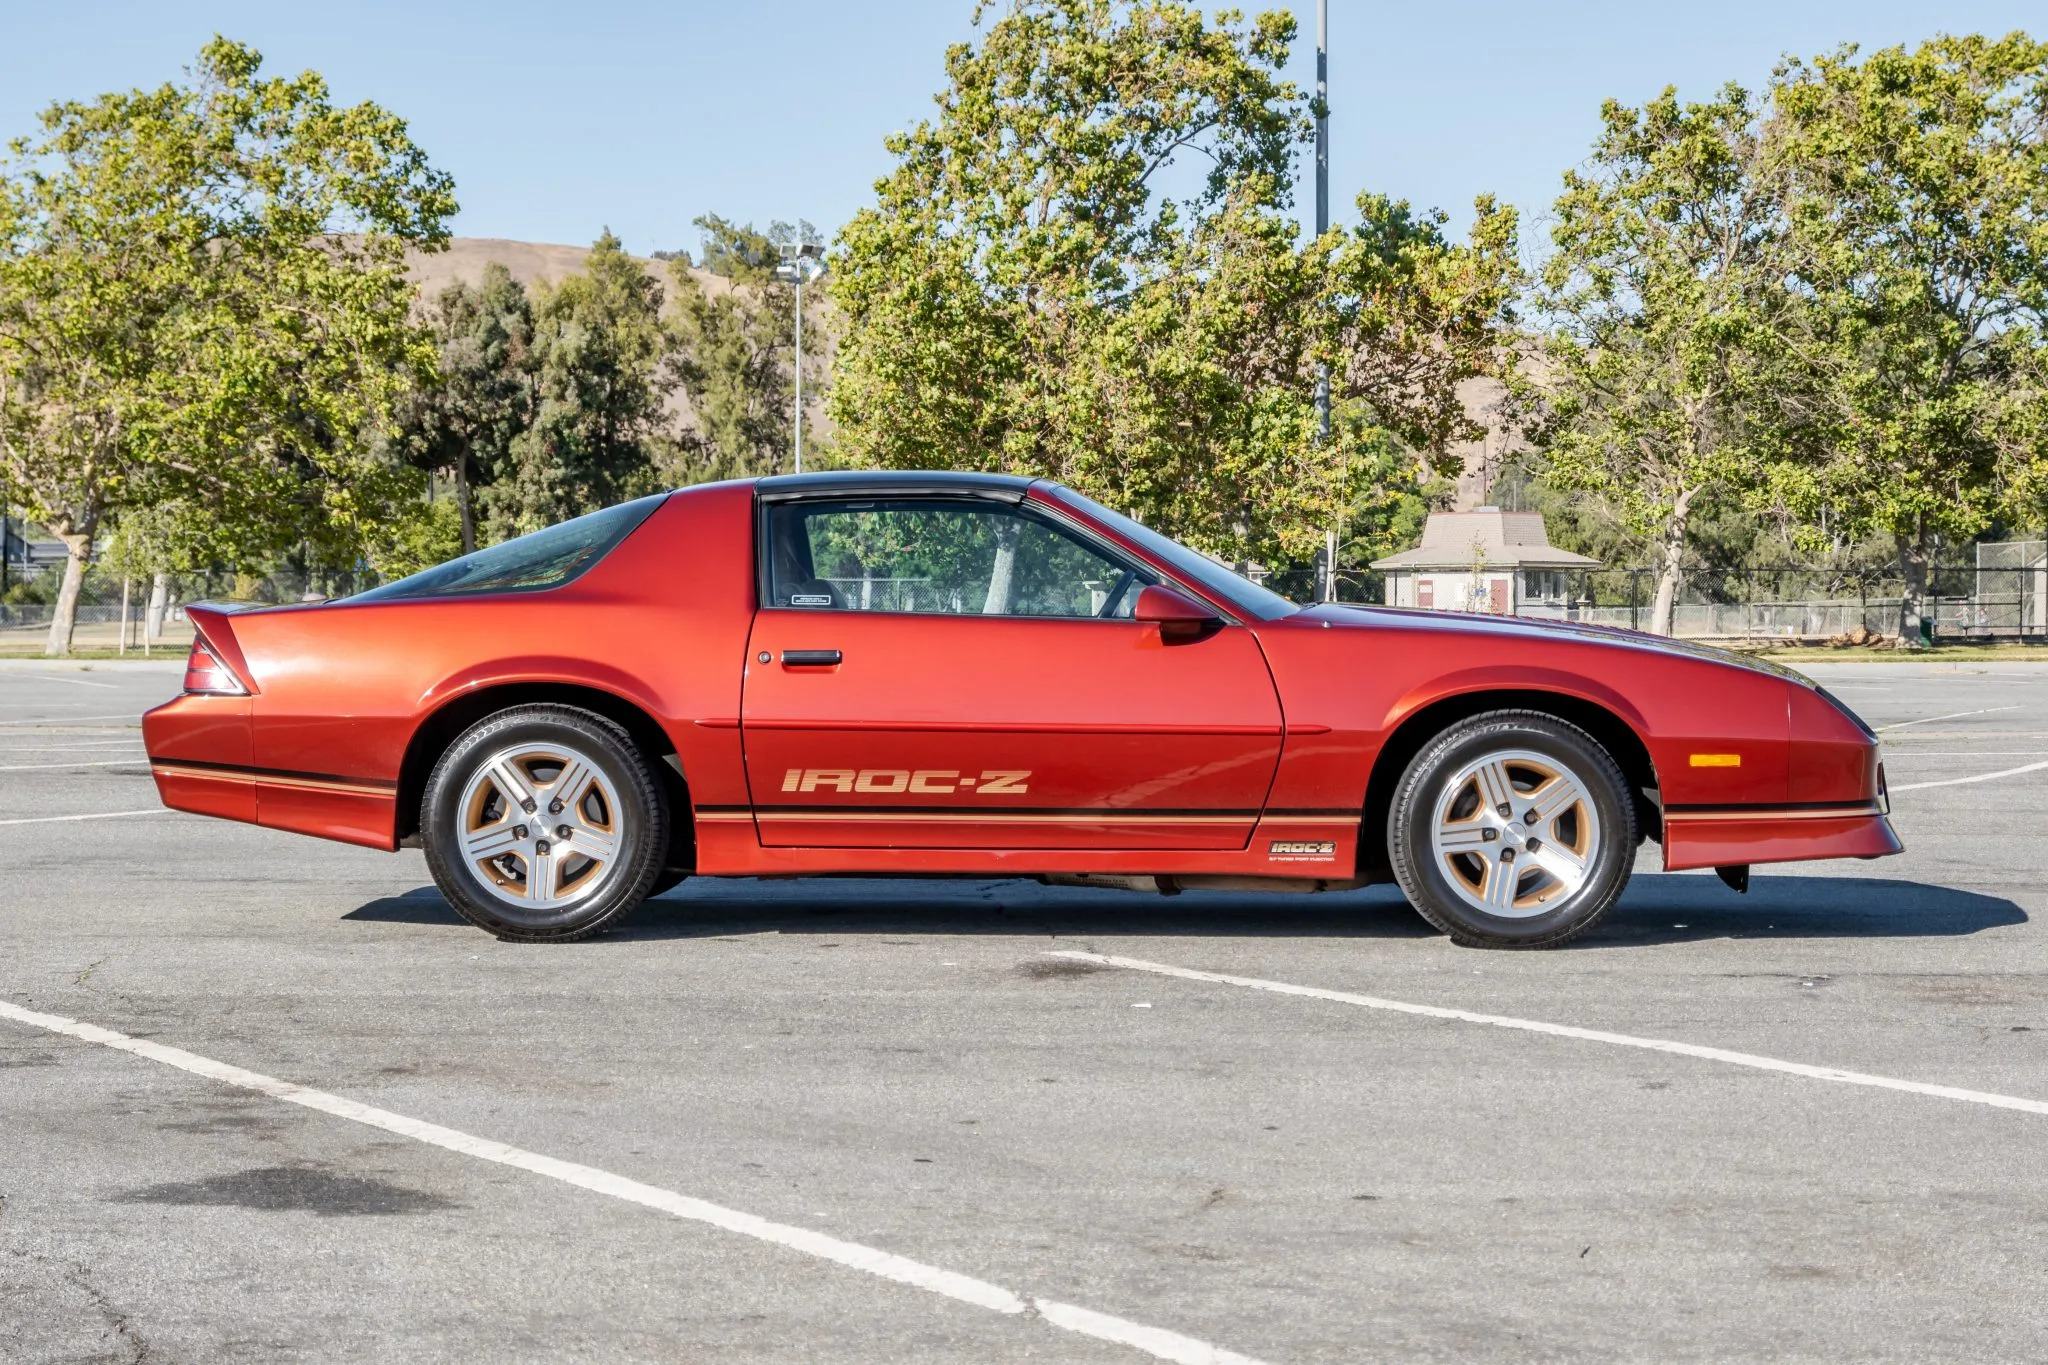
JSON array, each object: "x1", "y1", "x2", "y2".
[{"x1": 405, "y1": 237, "x2": 833, "y2": 449}]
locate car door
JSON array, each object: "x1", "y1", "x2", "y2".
[{"x1": 740, "y1": 492, "x2": 1284, "y2": 850}]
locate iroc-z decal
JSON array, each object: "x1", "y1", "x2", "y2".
[
  {"x1": 780, "y1": 768, "x2": 1031, "y2": 795},
  {"x1": 1269, "y1": 839, "x2": 1337, "y2": 862}
]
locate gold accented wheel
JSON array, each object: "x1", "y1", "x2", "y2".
[
  {"x1": 457, "y1": 743, "x2": 624, "y2": 910},
  {"x1": 421, "y1": 704, "x2": 669, "y2": 941},
  {"x1": 1429, "y1": 749, "x2": 1600, "y2": 918},
  {"x1": 1390, "y1": 711, "x2": 1637, "y2": 949}
]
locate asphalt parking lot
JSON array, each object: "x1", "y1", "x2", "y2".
[{"x1": 3, "y1": 659, "x2": 2046, "y2": 1363}]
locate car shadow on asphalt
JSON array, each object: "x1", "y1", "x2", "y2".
[{"x1": 343, "y1": 873, "x2": 2022, "y2": 946}]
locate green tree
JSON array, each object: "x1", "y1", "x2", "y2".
[
  {"x1": 482, "y1": 232, "x2": 672, "y2": 538},
  {"x1": 830, "y1": 0, "x2": 1516, "y2": 566},
  {"x1": 829, "y1": 0, "x2": 1310, "y2": 557},
  {"x1": 0, "y1": 37, "x2": 455, "y2": 653},
  {"x1": 390, "y1": 264, "x2": 535, "y2": 553},
  {"x1": 1536, "y1": 82, "x2": 1805, "y2": 636},
  {"x1": 1772, "y1": 34, "x2": 2048, "y2": 643},
  {"x1": 665, "y1": 214, "x2": 801, "y2": 481}
]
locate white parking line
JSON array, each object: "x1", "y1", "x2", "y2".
[
  {"x1": 0, "y1": 999, "x2": 1267, "y2": 1365},
  {"x1": 1048, "y1": 952, "x2": 2048, "y2": 1119},
  {"x1": 0, "y1": 712, "x2": 142, "y2": 727},
  {"x1": 1880, "y1": 751, "x2": 2048, "y2": 756},
  {"x1": 0, "y1": 809, "x2": 167, "y2": 827},
  {"x1": 0, "y1": 673, "x2": 118, "y2": 689},
  {"x1": 1877, "y1": 706, "x2": 2018, "y2": 731},
  {"x1": 0, "y1": 759, "x2": 148, "y2": 772},
  {"x1": 0, "y1": 740, "x2": 144, "y2": 751},
  {"x1": 1890, "y1": 759, "x2": 2048, "y2": 793}
]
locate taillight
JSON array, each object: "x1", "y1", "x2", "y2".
[{"x1": 183, "y1": 640, "x2": 247, "y2": 695}]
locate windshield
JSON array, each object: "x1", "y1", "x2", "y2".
[
  {"x1": 1040, "y1": 484, "x2": 1298, "y2": 621},
  {"x1": 350, "y1": 495, "x2": 665, "y2": 603}
]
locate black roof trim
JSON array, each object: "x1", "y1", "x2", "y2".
[{"x1": 754, "y1": 470, "x2": 1033, "y2": 504}]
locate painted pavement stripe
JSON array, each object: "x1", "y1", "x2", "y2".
[
  {"x1": 1048, "y1": 952, "x2": 2048, "y2": 1118},
  {"x1": 0, "y1": 998, "x2": 1268, "y2": 1365}
]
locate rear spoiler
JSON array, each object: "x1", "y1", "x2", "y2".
[{"x1": 183, "y1": 603, "x2": 260, "y2": 695}]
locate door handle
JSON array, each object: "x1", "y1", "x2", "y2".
[{"x1": 781, "y1": 649, "x2": 842, "y2": 667}]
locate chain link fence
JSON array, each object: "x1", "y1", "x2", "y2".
[{"x1": 1273, "y1": 539, "x2": 2048, "y2": 645}]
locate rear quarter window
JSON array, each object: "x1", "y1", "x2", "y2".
[{"x1": 351, "y1": 495, "x2": 665, "y2": 603}]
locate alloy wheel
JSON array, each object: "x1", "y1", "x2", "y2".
[
  {"x1": 457, "y1": 742, "x2": 624, "y2": 910},
  {"x1": 1428, "y1": 747, "x2": 1600, "y2": 918}
]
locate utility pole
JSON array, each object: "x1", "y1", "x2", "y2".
[
  {"x1": 775, "y1": 232, "x2": 827, "y2": 475},
  {"x1": 793, "y1": 270, "x2": 806, "y2": 473},
  {"x1": 1314, "y1": 0, "x2": 1337, "y2": 602},
  {"x1": 1314, "y1": 0, "x2": 1330, "y2": 444}
]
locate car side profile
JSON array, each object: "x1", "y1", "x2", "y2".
[{"x1": 143, "y1": 472, "x2": 1900, "y2": 948}]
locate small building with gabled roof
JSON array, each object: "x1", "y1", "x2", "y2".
[{"x1": 1371, "y1": 507, "x2": 1599, "y2": 617}]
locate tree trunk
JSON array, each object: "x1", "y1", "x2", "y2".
[
  {"x1": 146, "y1": 572, "x2": 171, "y2": 641},
  {"x1": 1647, "y1": 491, "x2": 1695, "y2": 638},
  {"x1": 44, "y1": 533, "x2": 92, "y2": 657},
  {"x1": 981, "y1": 518, "x2": 1021, "y2": 615},
  {"x1": 1895, "y1": 528, "x2": 1932, "y2": 647},
  {"x1": 455, "y1": 456, "x2": 477, "y2": 556}
]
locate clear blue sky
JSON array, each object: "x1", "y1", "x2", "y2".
[{"x1": 3, "y1": 1, "x2": 2040, "y2": 259}]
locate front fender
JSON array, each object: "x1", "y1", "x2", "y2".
[{"x1": 1380, "y1": 665, "x2": 1653, "y2": 742}]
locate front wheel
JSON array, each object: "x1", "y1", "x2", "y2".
[
  {"x1": 1389, "y1": 711, "x2": 1637, "y2": 949},
  {"x1": 422, "y1": 705, "x2": 668, "y2": 941}
]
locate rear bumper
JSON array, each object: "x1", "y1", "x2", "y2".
[
  {"x1": 1661, "y1": 805, "x2": 1903, "y2": 872},
  {"x1": 144, "y1": 695, "x2": 258, "y2": 825},
  {"x1": 144, "y1": 694, "x2": 397, "y2": 849}
]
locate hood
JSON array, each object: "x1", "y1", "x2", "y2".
[{"x1": 1296, "y1": 603, "x2": 1820, "y2": 688}]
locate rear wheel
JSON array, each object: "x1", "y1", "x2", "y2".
[
  {"x1": 422, "y1": 705, "x2": 667, "y2": 941},
  {"x1": 1389, "y1": 711, "x2": 1636, "y2": 949}
]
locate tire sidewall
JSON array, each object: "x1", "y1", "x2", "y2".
[
  {"x1": 1391, "y1": 714, "x2": 1635, "y2": 948},
  {"x1": 423, "y1": 708, "x2": 666, "y2": 940}
]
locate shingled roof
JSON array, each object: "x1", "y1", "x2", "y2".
[{"x1": 1370, "y1": 507, "x2": 1600, "y2": 571}]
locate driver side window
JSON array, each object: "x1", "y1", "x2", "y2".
[{"x1": 765, "y1": 499, "x2": 1152, "y2": 618}]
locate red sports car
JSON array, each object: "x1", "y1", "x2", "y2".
[{"x1": 144, "y1": 472, "x2": 1899, "y2": 948}]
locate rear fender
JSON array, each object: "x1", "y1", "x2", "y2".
[{"x1": 417, "y1": 656, "x2": 677, "y2": 726}]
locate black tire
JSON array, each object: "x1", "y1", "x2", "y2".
[
  {"x1": 421, "y1": 704, "x2": 668, "y2": 942},
  {"x1": 1388, "y1": 710, "x2": 1636, "y2": 949}
]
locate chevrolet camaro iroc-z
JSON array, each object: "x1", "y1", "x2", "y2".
[{"x1": 144, "y1": 472, "x2": 1899, "y2": 948}]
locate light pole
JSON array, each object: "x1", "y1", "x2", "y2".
[
  {"x1": 1314, "y1": 0, "x2": 1337, "y2": 602},
  {"x1": 775, "y1": 238, "x2": 827, "y2": 474}
]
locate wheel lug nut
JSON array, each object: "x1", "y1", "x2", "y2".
[
  {"x1": 556, "y1": 825, "x2": 572, "y2": 840},
  {"x1": 536, "y1": 839, "x2": 551, "y2": 855},
  {"x1": 1524, "y1": 809, "x2": 1540, "y2": 824},
  {"x1": 1496, "y1": 802, "x2": 1513, "y2": 818},
  {"x1": 1480, "y1": 829, "x2": 1499, "y2": 842},
  {"x1": 549, "y1": 799, "x2": 564, "y2": 814},
  {"x1": 1501, "y1": 848, "x2": 1516, "y2": 862},
  {"x1": 521, "y1": 799, "x2": 537, "y2": 814},
  {"x1": 1526, "y1": 837, "x2": 1543, "y2": 853},
  {"x1": 513, "y1": 824, "x2": 529, "y2": 839}
]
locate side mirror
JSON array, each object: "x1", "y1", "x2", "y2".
[{"x1": 1133, "y1": 584, "x2": 1224, "y2": 641}]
